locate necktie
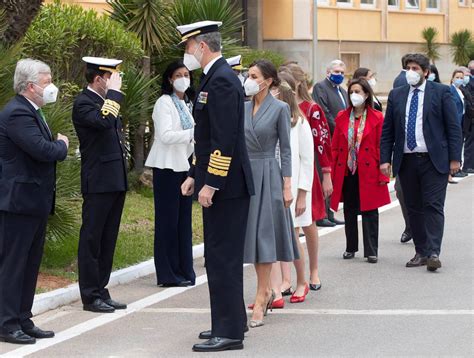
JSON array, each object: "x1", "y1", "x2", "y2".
[
  {"x1": 406, "y1": 89, "x2": 419, "y2": 151},
  {"x1": 37, "y1": 108, "x2": 52, "y2": 138},
  {"x1": 337, "y1": 87, "x2": 346, "y2": 108}
]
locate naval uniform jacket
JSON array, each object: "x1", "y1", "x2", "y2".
[
  {"x1": 72, "y1": 88, "x2": 128, "y2": 194},
  {"x1": 189, "y1": 57, "x2": 254, "y2": 199}
]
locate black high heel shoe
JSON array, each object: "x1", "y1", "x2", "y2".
[
  {"x1": 281, "y1": 287, "x2": 293, "y2": 296},
  {"x1": 264, "y1": 290, "x2": 276, "y2": 316}
]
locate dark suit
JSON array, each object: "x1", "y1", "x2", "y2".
[
  {"x1": 72, "y1": 88, "x2": 128, "y2": 305},
  {"x1": 190, "y1": 57, "x2": 254, "y2": 340},
  {"x1": 381, "y1": 81, "x2": 462, "y2": 257},
  {"x1": 0, "y1": 95, "x2": 67, "y2": 333},
  {"x1": 393, "y1": 70, "x2": 408, "y2": 89},
  {"x1": 312, "y1": 78, "x2": 348, "y2": 134},
  {"x1": 462, "y1": 80, "x2": 474, "y2": 170},
  {"x1": 450, "y1": 85, "x2": 465, "y2": 126}
]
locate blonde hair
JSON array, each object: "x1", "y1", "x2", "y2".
[
  {"x1": 286, "y1": 63, "x2": 313, "y2": 103},
  {"x1": 277, "y1": 71, "x2": 305, "y2": 127}
]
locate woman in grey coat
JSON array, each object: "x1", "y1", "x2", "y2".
[{"x1": 242, "y1": 59, "x2": 299, "y2": 328}]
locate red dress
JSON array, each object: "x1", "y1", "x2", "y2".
[{"x1": 299, "y1": 101, "x2": 333, "y2": 221}]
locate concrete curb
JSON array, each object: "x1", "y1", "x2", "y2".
[{"x1": 29, "y1": 178, "x2": 408, "y2": 315}]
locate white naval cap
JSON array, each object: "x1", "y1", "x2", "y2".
[
  {"x1": 176, "y1": 20, "x2": 222, "y2": 45},
  {"x1": 82, "y1": 56, "x2": 123, "y2": 73},
  {"x1": 226, "y1": 55, "x2": 243, "y2": 70}
]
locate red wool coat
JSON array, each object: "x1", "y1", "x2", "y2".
[{"x1": 330, "y1": 106, "x2": 391, "y2": 212}]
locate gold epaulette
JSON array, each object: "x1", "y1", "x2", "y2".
[
  {"x1": 101, "y1": 99, "x2": 120, "y2": 118},
  {"x1": 207, "y1": 150, "x2": 232, "y2": 177}
]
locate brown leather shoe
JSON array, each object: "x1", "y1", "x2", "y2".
[
  {"x1": 406, "y1": 253, "x2": 427, "y2": 267},
  {"x1": 427, "y1": 255, "x2": 442, "y2": 271}
]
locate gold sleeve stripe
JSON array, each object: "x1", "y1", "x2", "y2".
[
  {"x1": 210, "y1": 156, "x2": 231, "y2": 165},
  {"x1": 101, "y1": 99, "x2": 121, "y2": 118},
  {"x1": 210, "y1": 150, "x2": 232, "y2": 161},
  {"x1": 209, "y1": 162, "x2": 230, "y2": 171},
  {"x1": 208, "y1": 167, "x2": 228, "y2": 177}
]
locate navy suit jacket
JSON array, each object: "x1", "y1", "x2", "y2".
[
  {"x1": 0, "y1": 95, "x2": 67, "y2": 217},
  {"x1": 189, "y1": 57, "x2": 254, "y2": 201},
  {"x1": 380, "y1": 81, "x2": 463, "y2": 176},
  {"x1": 393, "y1": 70, "x2": 408, "y2": 89},
  {"x1": 72, "y1": 88, "x2": 128, "y2": 194},
  {"x1": 450, "y1": 85, "x2": 465, "y2": 126}
]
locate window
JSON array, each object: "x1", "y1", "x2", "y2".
[
  {"x1": 388, "y1": 0, "x2": 399, "y2": 9},
  {"x1": 336, "y1": 0, "x2": 352, "y2": 6},
  {"x1": 426, "y1": 0, "x2": 439, "y2": 10},
  {"x1": 361, "y1": 0, "x2": 376, "y2": 7},
  {"x1": 317, "y1": 0, "x2": 329, "y2": 4},
  {"x1": 458, "y1": 0, "x2": 467, "y2": 6},
  {"x1": 406, "y1": 0, "x2": 419, "y2": 9}
]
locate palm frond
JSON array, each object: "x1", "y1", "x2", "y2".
[
  {"x1": 421, "y1": 27, "x2": 440, "y2": 63},
  {"x1": 450, "y1": 30, "x2": 474, "y2": 66}
]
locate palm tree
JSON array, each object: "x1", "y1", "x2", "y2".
[
  {"x1": 421, "y1": 27, "x2": 440, "y2": 64},
  {"x1": 0, "y1": 0, "x2": 43, "y2": 45},
  {"x1": 450, "y1": 30, "x2": 474, "y2": 66}
]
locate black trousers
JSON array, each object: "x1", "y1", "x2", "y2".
[
  {"x1": 394, "y1": 176, "x2": 411, "y2": 235},
  {"x1": 153, "y1": 168, "x2": 195, "y2": 285},
  {"x1": 202, "y1": 196, "x2": 249, "y2": 340},
  {"x1": 78, "y1": 191, "x2": 125, "y2": 304},
  {"x1": 0, "y1": 211, "x2": 48, "y2": 333},
  {"x1": 342, "y1": 172, "x2": 379, "y2": 257},
  {"x1": 463, "y1": 130, "x2": 474, "y2": 170},
  {"x1": 314, "y1": 154, "x2": 334, "y2": 220},
  {"x1": 398, "y1": 154, "x2": 448, "y2": 257}
]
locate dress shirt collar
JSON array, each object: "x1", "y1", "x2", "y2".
[
  {"x1": 410, "y1": 79, "x2": 426, "y2": 94},
  {"x1": 203, "y1": 55, "x2": 222, "y2": 75},
  {"x1": 87, "y1": 85, "x2": 105, "y2": 100},
  {"x1": 23, "y1": 96, "x2": 40, "y2": 110}
]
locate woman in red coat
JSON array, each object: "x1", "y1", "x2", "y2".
[{"x1": 330, "y1": 78, "x2": 390, "y2": 263}]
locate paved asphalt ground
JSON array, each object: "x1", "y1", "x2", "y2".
[{"x1": 1, "y1": 176, "x2": 473, "y2": 357}]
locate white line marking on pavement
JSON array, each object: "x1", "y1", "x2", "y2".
[{"x1": 138, "y1": 307, "x2": 474, "y2": 316}]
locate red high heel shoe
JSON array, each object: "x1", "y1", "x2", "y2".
[
  {"x1": 272, "y1": 297, "x2": 285, "y2": 309},
  {"x1": 290, "y1": 284, "x2": 309, "y2": 304}
]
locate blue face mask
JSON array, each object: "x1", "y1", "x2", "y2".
[
  {"x1": 463, "y1": 75, "x2": 470, "y2": 86},
  {"x1": 329, "y1": 73, "x2": 344, "y2": 85},
  {"x1": 453, "y1": 78, "x2": 464, "y2": 88},
  {"x1": 427, "y1": 73, "x2": 436, "y2": 82}
]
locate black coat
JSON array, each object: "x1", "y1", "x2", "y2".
[
  {"x1": 0, "y1": 95, "x2": 67, "y2": 217},
  {"x1": 381, "y1": 81, "x2": 463, "y2": 176},
  {"x1": 312, "y1": 78, "x2": 348, "y2": 134},
  {"x1": 461, "y1": 84, "x2": 474, "y2": 135},
  {"x1": 72, "y1": 88, "x2": 128, "y2": 194},
  {"x1": 189, "y1": 57, "x2": 254, "y2": 200}
]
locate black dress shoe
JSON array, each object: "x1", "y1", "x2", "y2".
[
  {"x1": 309, "y1": 283, "x2": 322, "y2": 291},
  {"x1": 0, "y1": 330, "x2": 36, "y2": 344},
  {"x1": 104, "y1": 298, "x2": 127, "y2": 310},
  {"x1": 329, "y1": 218, "x2": 345, "y2": 225},
  {"x1": 160, "y1": 280, "x2": 193, "y2": 288},
  {"x1": 367, "y1": 256, "x2": 378, "y2": 264},
  {"x1": 192, "y1": 337, "x2": 243, "y2": 352},
  {"x1": 453, "y1": 171, "x2": 468, "y2": 178},
  {"x1": 406, "y1": 253, "x2": 427, "y2": 267},
  {"x1": 343, "y1": 251, "x2": 355, "y2": 259},
  {"x1": 83, "y1": 298, "x2": 115, "y2": 313},
  {"x1": 199, "y1": 326, "x2": 249, "y2": 340},
  {"x1": 400, "y1": 231, "x2": 412, "y2": 243},
  {"x1": 463, "y1": 168, "x2": 474, "y2": 174},
  {"x1": 22, "y1": 326, "x2": 55, "y2": 339},
  {"x1": 316, "y1": 219, "x2": 336, "y2": 227},
  {"x1": 427, "y1": 255, "x2": 442, "y2": 272}
]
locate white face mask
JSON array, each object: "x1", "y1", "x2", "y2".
[
  {"x1": 350, "y1": 93, "x2": 366, "y2": 108},
  {"x1": 244, "y1": 78, "x2": 262, "y2": 96},
  {"x1": 427, "y1": 73, "x2": 436, "y2": 82},
  {"x1": 183, "y1": 45, "x2": 202, "y2": 71},
  {"x1": 34, "y1": 83, "x2": 59, "y2": 104},
  {"x1": 173, "y1": 77, "x2": 190, "y2": 93},
  {"x1": 406, "y1": 70, "x2": 421, "y2": 86},
  {"x1": 463, "y1": 75, "x2": 470, "y2": 86},
  {"x1": 368, "y1": 78, "x2": 376, "y2": 89}
]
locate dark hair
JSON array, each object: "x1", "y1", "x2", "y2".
[
  {"x1": 85, "y1": 68, "x2": 107, "y2": 84},
  {"x1": 451, "y1": 69, "x2": 465, "y2": 81},
  {"x1": 160, "y1": 59, "x2": 195, "y2": 100},
  {"x1": 249, "y1": 59, "x2": 280, "y2": 88},
  {"x1": 353, "y1": 67, "x2": 370, "y2": 80},
  {"x1": 347, "y1": 78, "x2": 374, "y2": 109},
  {"x1": 404, "y1": 53, "x2": 430, "y2": 71},
  {"x1": 401, "y1": 53, "x2": 412, "y2": 68},
  {"x1": 429, "y1": 64, "x2": 441, "y2": 83}
]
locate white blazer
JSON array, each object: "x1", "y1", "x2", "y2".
[
  {"x1": 145, "y1": 94, "x2": 194, "y2": 172},
  {"x1": 290, "y1": 117, "x2": 314, "y2": 228}
]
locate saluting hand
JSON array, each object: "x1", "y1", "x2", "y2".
[
  {"x1": 107, "y1": 72, "x2": 122, "y2": 92},
  {"x1": 198, "y1": 185, "x2": 216, "y2": 208},
  {"x1": 57, "y1": 133, "x2": 69, "y2": 149},
  {"x1": 380, "y1": 163, "x2": 391, "y2": 178},
  {"x1": 181, "y1": 177, "x2": 195, "y2": 196}
]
